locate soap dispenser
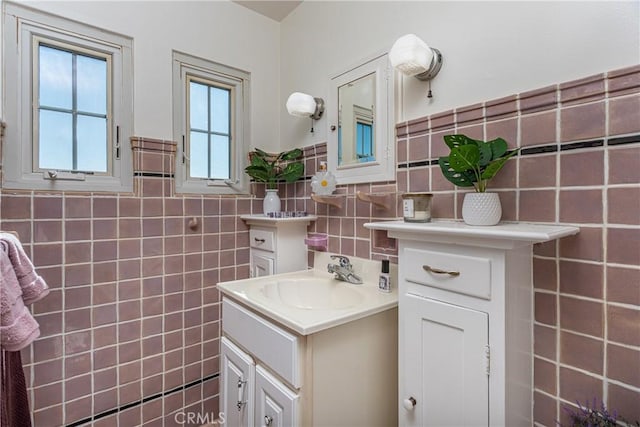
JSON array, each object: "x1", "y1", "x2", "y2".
[{"x1": 311, "y1": 161, "x2": 337, "y2": 195}]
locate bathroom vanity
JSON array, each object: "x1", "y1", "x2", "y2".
[
  {"x1": 365, "y1": 220, "x2": 579, "y2": 427},
  {"x1": 218, "y1": 254, "x2": 398, "y2": 427},
  {"x1": 241, "y1": 215, "x2": 317, "y2": 277}
]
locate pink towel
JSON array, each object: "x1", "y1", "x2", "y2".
[
  {"x1": 0, "y1": 233, "x2": 49, "y2": 305},
  {"x1": 0, "y1": 233, "x2": 48, "y2": 351},
  {"x1": 0, "y1": 232, "x2": 36, "y2": 427}
]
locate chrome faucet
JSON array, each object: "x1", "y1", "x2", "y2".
[{"x1": 327, "y1": 255, "x2": 363, "y2": 284}]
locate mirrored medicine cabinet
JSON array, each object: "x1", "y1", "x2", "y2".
[{"x1": 327, "y1": 53, "x2": 395, "y2": 185}]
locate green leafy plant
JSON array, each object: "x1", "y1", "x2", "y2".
[
  {"x1": 438, "y1": 134, "x2": 518, "y2": 193},
  {"x1": 244, "y1": 147, "x2": 304, "y2": 189}
]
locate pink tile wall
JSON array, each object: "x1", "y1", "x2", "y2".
[{"x1": 0, "y1": 137, "x2": 250, "y2": 425}]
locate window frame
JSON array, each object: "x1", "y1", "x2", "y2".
[
  {"x1": 2, "y1": 2, "x2": 133, "y2": 192},
  {"x1": 172, "y1": 50, "x2": 250, "y2": 195}
]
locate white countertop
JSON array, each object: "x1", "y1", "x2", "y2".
[
  {"x1": 365, "y1": 219, "x2": 580, "y2": 248},
  {"x1": 217, "y1": 268, "x2": 398, "y2": 335}
]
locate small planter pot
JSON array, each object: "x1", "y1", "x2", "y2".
[
  {"x1": 263, "y1": 189, "x2": 281, "y2": 215},
  {"x1": 462, "y1": 192, "x2": 502, "y2": 226}
]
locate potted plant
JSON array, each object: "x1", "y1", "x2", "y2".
[
  {"x1": 244, "y1": 147, "x2": 304, "y2": 215},
  {"x1": 438, "y1": 134, "x2": 518, "y2": 226}
]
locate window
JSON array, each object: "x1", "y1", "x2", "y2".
[
  {"x1": 3, "y1": 3, "x2": 133, "y2": 192},
  {"x1": 173, "y1": 51, "x2": 250, "y2": 194}
]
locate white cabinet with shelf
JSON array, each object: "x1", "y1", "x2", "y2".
[
  {"x1": 365, "y1": 220, "x2": 579, "y2": 427},
  {"x1": 241, "y1": 215, "x2": 317, "y2": 277}
]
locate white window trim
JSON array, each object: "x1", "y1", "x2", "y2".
[
  {"x1": 172, "y1": 50, "x2": 250, "y2": 195},
  {"x1": 2, "y1": 2, "x2": 133, "y2": 192}
]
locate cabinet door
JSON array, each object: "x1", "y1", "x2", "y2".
[
  {"x1": 254, "y1": 365, "x2": 299, "y2": 427},
  {"x1": 221, "y1": 337, "x2": 255, "y2": 427},
  {"x1": 252, "y1": 252, "x2": 274, "y2": 277},
  {"x1": 401, "y1": 294, "x2": 489, "y2": 427}
]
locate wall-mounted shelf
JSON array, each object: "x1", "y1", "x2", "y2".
[
  {"x1": 356, "y1": 191, "x2": 395, "y2": 210},
  {"x1": 311, "y1": 194, "x2": 345, "y2": 209}
]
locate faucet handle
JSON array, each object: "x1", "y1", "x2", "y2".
[{"x1": 330, "y1": 255, "x2": 351, "y2": 268}]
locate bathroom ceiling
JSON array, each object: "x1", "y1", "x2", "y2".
[{"x1": 233, "y1": 1, "x2": 303, "y2": 22}]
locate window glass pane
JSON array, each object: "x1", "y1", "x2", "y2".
[
  {"x1": 39, "y1": 110, "x2": 73, "y2": 170},
  {"x1": 210, "y1": 87, "x2": 230, "y2": 134},
  {"x1": 189, "y1": 131, "x2": 208, "y2": 178},
  {"x1": 77, "y1": 115, "x2": 107, "y2": 172},
  {"x1": 210, "y1": 135, "x2": 230, "y2": 179},
  {"x1": 39, "y1": 45, "x2": 72, "y2": 110},
  {"x1": 189, "y1": 81, "x2": 208, "y2": 131},
  {"x1": 77, "y1": 54, "x2": 107, "y2": 115}
]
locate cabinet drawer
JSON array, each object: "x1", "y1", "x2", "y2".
[
  {"x1": 404, "y1": 247, "x2": 492, "y2": 299},
  {"x1": 250, "y1": 229, "x2": 275, "y2": 251},
  {"x1": 223, "y1": 298, "x2": 302, "y2": 388}
]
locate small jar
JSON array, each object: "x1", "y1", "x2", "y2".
[{"x1": 402, "y1": 193, "x2": 433, "y2": 223}]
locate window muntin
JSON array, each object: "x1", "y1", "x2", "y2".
[
  {"x1": 35, "y1": 41, "x2": 111, "y2": 174},
  {"x1": 187, "y1": 77, "x2": 232, "y2": 180}
]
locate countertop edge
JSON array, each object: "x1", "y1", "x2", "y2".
[{"x1": 364, "y1": 219, "x2": 580, "y2": 244}]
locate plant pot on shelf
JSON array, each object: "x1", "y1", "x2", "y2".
[
  {"x1": 263, "y1": 189, "x2": 281, "y2": 215},
  {"x1": 462, "y1": 192, "x2": 502, "y2": 226}
]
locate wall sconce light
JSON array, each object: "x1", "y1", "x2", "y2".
[
  {"x1": 389, "y1": 33, "x2": 443, "y2": 98},
  {"x1": 286, "y1": 92, "x2": 325, "y2": 133}
]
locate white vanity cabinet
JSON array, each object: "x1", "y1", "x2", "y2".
[
  {"x1": 220, "y1": 296, "x2": 398, "y2": 427},
  {"x1": 364, "y1": 220, "x2": 579, "y2": 427},
  {"x1": 241, "y1": 215, "x2": 317, "y2": 277}
]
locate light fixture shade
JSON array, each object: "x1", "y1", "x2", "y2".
[
  {"x1": 389, "y1": 33, "x2": 434, "y2": 76},
  {"x1": 286, "y1": 92, "x2": 317, "y2": 117}
]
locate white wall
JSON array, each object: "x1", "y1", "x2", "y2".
[
  {"x1": 280, "y1": 1, "x2": 640, "y2": 150},
  {"x1": 2, "y1": 0, "x2": 282, "y2": 152}
]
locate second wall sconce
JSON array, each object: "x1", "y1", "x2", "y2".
[
  {"x1": 389, "y1": 33, "x2": 443, "y2": 98},
  {"x1": 286, "y1": 92, "x2": 325, "y2": 133}
]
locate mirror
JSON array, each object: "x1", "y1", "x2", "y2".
[
  {"x1": 328, "y1": 53, "x2": 395, "y2": 185},
  {"x1": 338, "y1": 73, "x2": 375, "y2": 166}
]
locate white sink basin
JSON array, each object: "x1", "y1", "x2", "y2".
[
  {"x1": 217, "y1": 255, "x2": 398, "y2": 335},
  {"x1": 257, "y1": 278, "x2": 364, "y2": 310}
]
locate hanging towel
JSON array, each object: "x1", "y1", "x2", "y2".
[
  {"x1": 0, "y1": 250, "x2": 41, "y2": 351},
  {"x1": 0, "y1": 233, "x2": 48, "y2": 352},
  {"x1": 0, "y1": 233, "x2": 49, "y2": 306},
  {"x1": 0, "y1": 233, "x2": 41, "y2": 427}
]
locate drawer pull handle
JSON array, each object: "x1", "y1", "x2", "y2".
[
  {"x1": 254, "y1": 237, "x2": 266, "y2": 243},
  {"x1": 264, "y1": 415, "x2": 273, "y2": 426},
  {"x1": 423, "y1": 265, "x2": 460, "y2": 277}
]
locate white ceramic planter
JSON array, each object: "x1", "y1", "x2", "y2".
[
  {"x1": 462, "y1": 192, "x2": 502, "y2": 226},
  {"x1": 263, "y1": 189, "x2": 281, "y2": 215}
]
